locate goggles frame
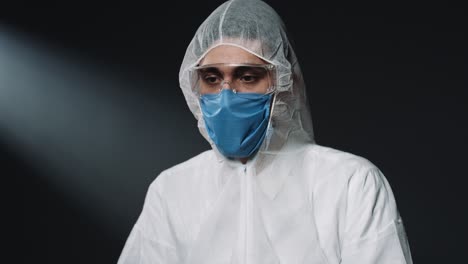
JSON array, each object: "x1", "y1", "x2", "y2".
[{"x1": 189, "y1": 63, "x2": 277, "y2": 96}]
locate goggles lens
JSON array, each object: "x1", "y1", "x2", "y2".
[{"x1": 190, "y1": 63, "x2": 276, "y2": 95}]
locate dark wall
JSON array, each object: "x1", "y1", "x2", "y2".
[{"x1": 3, "y1": 1, "x2": 465, "y2": 263}]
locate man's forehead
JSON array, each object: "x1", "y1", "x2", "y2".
[{"x1": 200, "y1": 44, "x2": 265, "y2": 66}]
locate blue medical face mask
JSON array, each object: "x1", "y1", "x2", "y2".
[{"x1": 200, "y1": 89, "x2": 273, "y2": 159}]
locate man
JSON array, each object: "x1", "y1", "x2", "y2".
[{"x1": 118, "y1": 0, "x2": 413, "y2": 263}]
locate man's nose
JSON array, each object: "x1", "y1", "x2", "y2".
[{"x1": 220, "y1": 79, "x2": 234, "y2": 90}]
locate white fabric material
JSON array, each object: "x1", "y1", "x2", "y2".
[
  {"x1": 118, "y1": 146, "x2": 412, "y2": 264},
  {"x1": 118, "y1": 0, "x2": 412, "y2": 263}
]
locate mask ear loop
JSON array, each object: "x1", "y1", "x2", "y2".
[
  {"x1": 263, "y1": 91, "x2": 277, "y2": 151},
  {"x1": 269, "y1": 92, "x2": 277, "y2": 123}
]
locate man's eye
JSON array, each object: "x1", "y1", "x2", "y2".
[
  {"x1": 203, "y1": 76, "x2": 221, "y2": 84},
  {"x1": 240, "y1": 75, "x2": 258, "y2": 83}
]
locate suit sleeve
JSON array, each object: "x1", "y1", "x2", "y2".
[
  {"x1": 117, "y1": 178, "x2": 180, "y2": 264},
  {"x1": 340, "y1": 167, "x2": 413, "y2": 264}
]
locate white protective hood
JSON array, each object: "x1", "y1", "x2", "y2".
[{"x1": 179, "y1": 0, "x2": 315, "y2": 160}]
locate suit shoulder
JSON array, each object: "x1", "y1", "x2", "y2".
[
  {"x1": 306, "y1": 144, "x2": 377, "y2": 171},
  {"x1": 149, "y1": 150, "x2": 215, "y2": 192},
  {"x1": 303, "y1": 144, "x2": 381, "y2": 181}
]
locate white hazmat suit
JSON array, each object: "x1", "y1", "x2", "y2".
[{"x1": 117, "y1": 0, "x2": 413, "y2": 263}]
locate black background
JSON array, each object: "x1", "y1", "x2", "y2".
[{"x1": 2, "y1": 0, "x2": 466, "y2": 263}]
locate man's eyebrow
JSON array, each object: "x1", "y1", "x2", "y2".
[
  {"x1": 233, "y1": 66, "x2": 267, "y2": 75},
  {"x1": 198, "y1": 67, "x2": 222, "y2": 75}
]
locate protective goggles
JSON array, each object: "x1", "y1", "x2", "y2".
[{"x1": 189, "y1": 63, "x2": 277, "y2": 96}]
